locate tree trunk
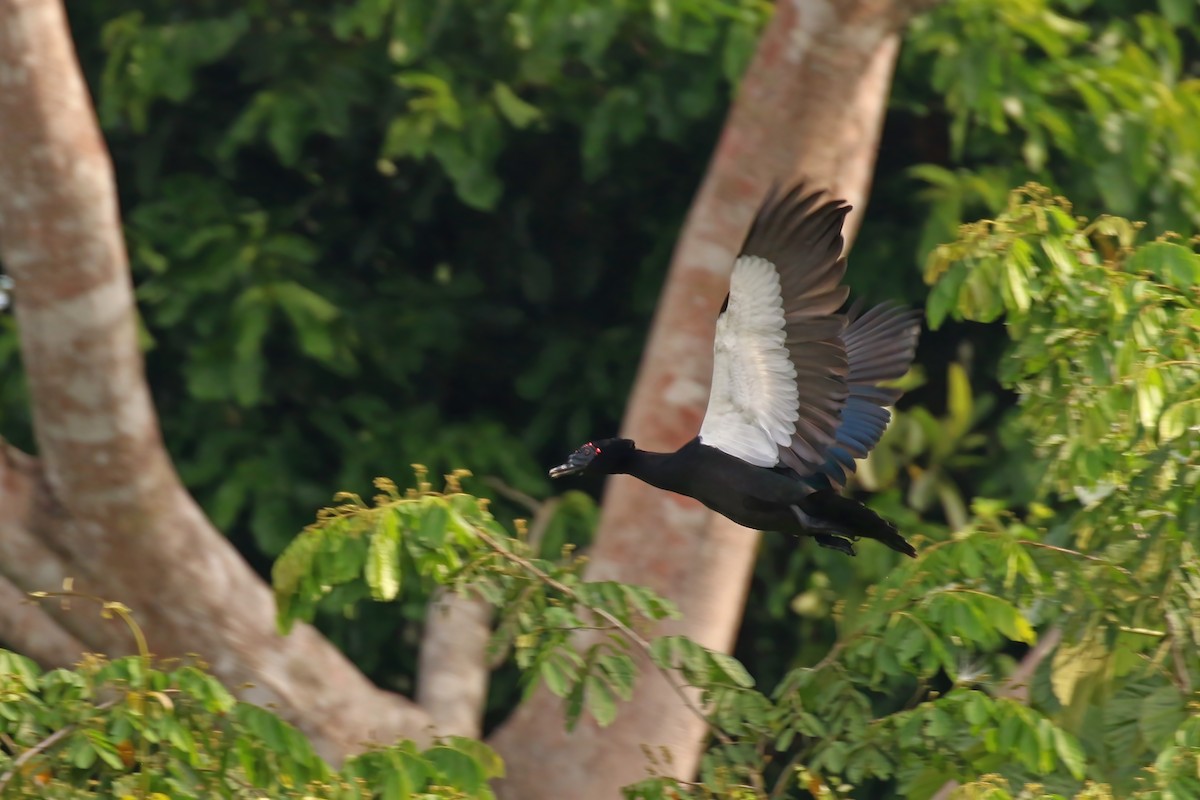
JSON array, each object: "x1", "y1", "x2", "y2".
[
  {"x1": 489, "y1": 1, "x2": 937, "y2": 796},
  {"x1": 0, "y1": 0, "x2": 431, "y2": 760},
  {"x1": 417, "y1": 591, "x2": 491, "y2": 738}
]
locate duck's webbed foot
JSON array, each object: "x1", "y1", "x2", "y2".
[
  {"x1": 791, "y1": 495, "x2": 916, "y2": 559},
  {"x1": 814, "y1": 534, "x2": 857, "y2": 556},
  {"x1": 791, "y1": 504, "x2": 860, "y2": 557}
]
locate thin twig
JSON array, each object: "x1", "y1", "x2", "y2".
[
  {"x1": 481, "y1": 476, "x2": 543, "y2": 516},
  {"x1": 481, "y1": 477, "x2": 561, "y2": 553},
  {"x1": 767, "y1": 746, "x2": 812, "y2": 800},
  {"x1": 0, "y1": 726, "x2": 73, "y2": 792},
  {"x1": 1161, "y1": 573, "x2": 1193, "y2": 695},
  {"x1": 0, "y1": 700, "x2": 116, "y2": 793},
  {"x1": 995, "y1": 626, "x2": 1061, "y2": 703},
  {"x1": 1018, "y1": 540, "x2": 1132, "y2": 576},
  {"x1": 469, "y1": 522, "x2": 735, "y2": 745},
  {"x1": 811, "y1": 639, "x2": 848, "y2": 673}
]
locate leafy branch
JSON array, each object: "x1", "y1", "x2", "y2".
[
  {"x1": 272, "y1": 467, "x2": 759, "y2": 741},
  {"x1": 0, "y1": 592, "x2": 505, "y2": 799},
  {"x1": 463, "y1": 512, "x2": 740, "y2": 745}
]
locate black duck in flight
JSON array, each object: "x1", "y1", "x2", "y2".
[{"x1": 550, "y1": 183, "x2": 920, "y2": 557}]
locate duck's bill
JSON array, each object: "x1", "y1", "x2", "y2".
[
  {"x1": 548, "y1": 461, "x2": 584, "y2": 479},
  {"x1": 549, "y1": 446, "x2": 596, "y2": 478}
]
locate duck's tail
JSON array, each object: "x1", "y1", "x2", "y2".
[{"x1": 802, "y1": 490, "x2": 917, "y2": 558}]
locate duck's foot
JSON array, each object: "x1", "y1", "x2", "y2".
[
  {"x1": 791, "y1": 504, "x2": 860, "y2": 557},
  {"x1": 789, "y1": 498, "x2": 917, "y2": 558},
  {"x1": 814, "y1": 534, "x2": 857, "y2": 557}
]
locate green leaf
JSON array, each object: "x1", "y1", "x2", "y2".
[
  {"x1": 366, "y1": 512, "x2": 402, "y2": 601},
  {"x1": 1040, "y1": 236, "x2": 1077, "y2": 277},
  {"x1": 394, "y1": 747, "x2": 431, "y2": 796},
  {"x1": 1004, "y1": 247, "x2": 1033, "y2": 311},
  {"x1": 564, "y1": 673, "x2": 586, "y2": 732},
  {"x1": 376, "y1": 752, "x2": 416, "y2": 800},
  {"x1": 926, "y1": 264, "x2": 968, "y2": 329},
  {"x1": 492, "y1": 83, "x2": 542, "y2": 129},
  {"x1": 271, "y1": 281, "x2": 340, "y2": 363},
  {"x1": 442, "y1": 736, "x2": 505, "y2": 780},
  {"x1": 1160, "y1": 0, "x2": 1195, "y2": 25},
  {"x1": 1136, "y1": 367, "x2": 1165, "y2": 430},
  {"x1": 0, "y1": 650, "x2": 42, "y2": 689},
  {"x1": 977, "y1": 594, "x2": 1036, "y2": 644},
  {"x1": 946, "y1": 362, "x2": 973, "y2": 434},
  {"x1": 539, "y1": 654, "x2": 577, "y2": 699},
  {"x1": 596, "y1": 653, "x2": 637, "y2": 700},
  {"x1": 415, "y1": 501, "x2": 449, "y2": 549},
  {"x1": 648, "y1": 636, "x2": 677, "y2": 671},
  {"x1": 1051, "y1": 631, "x2": 1108, "y2": 707},
  {"x1": 1138, "y1": 684, "x2": 1186, "y2": 748},
  {"x1": 1159, "y1": 401, "x2": 1196, "y2": 441},
  {"x1": 1127, "y1": 240, "x2": 1200, "y2": 290},
  {"x1": 425, "y1": 744, "x2": 487, "y2": 793},
  {"x1": 266, "y1": 93, "x2": 309, "y2": 166},
  {"x1": 71, "y1": 732, "x2": 98, "y2": 769},
  {"x1": 709, "y1": 652, "x2": 755, "y2": 688},
  {"x1": 586, "y1": 675, "x2": 618, "y2": 727},
  {"x1": 395, "y1": 71, "x2": 462, "y2": 128},
  {"x1": 1052, "y1": 726, "x2": 1087, "y2": 780}
]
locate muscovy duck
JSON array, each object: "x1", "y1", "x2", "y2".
[{"x1": 549, "y1": 183, "x2": 920, "y2": 557}]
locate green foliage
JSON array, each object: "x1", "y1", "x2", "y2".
[
  {"x1": 0, "y1": 647, "x2": 502, "y2": 799},
  {"x1": 899, "y1": 0, "x2": 1200, "y2": 257},
  {"x1": 926, "y1": 185, "x2": 1200, "y2": 515},
  {"x1": 272, "y1": 475, "x2": 1145, "y2": 799},
  {"x1": 906, "y1": 187, "x2": 1200, "y2": 797},
  {"x1": 854, "y1": 363, "x2": 993, "y2": 531},
  {"x1": 273, "y1": 466, "x2": 682, "y2": 732},
  {"x1": 629, "y1": 189, "x2": 1200, "y2": 798}
]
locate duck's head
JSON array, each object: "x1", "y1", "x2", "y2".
[{"x1": 549, "y1": 438, "x2": 634, "y2": 478}]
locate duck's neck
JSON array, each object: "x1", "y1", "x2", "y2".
[{"x1": 616, "y1": 444, "x2": 691, "y2": 496}]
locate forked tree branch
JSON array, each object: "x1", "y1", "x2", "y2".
[{"x1": 0, "y1": 0, "x2": 432, "y2": 760}]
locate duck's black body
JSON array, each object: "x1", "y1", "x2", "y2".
[
  {"x1": 549, "y1": 182, "x2": 921, "y2": 558},
  {"x1": 585, "y1": 437, "x2": 913, "y2": 557}
]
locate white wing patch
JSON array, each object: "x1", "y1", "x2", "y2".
[{"x1": 698, "y1": 255, "x2": 798, "y2": 466}]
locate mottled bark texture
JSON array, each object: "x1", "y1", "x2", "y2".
[
  {"x1": 0, "y1": 0, "x2": 431, "y2": 760},
  {"x1": 489, "y1": 1, "x2": 938, "y2": 796},
  {"x1": 417, "y1": 591, "x2": 492, "y2": 739}
]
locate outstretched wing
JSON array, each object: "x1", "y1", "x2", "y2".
[
  {"x1": 698, "y1": 184, "x2": 851, "y2": 470},
  {"x1": 814, "y1": 301, "x2": 922, "y2": 489}
]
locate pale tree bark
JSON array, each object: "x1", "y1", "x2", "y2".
[
  {"x1": 415, "y1": 487, "x2": 563, "y2": 737},
  {"x1": 0, "y1": 0, "x2": 432, "y2": 760},
  {"x1": 490, "y1": 0, "x2": 940, "y2": 796},
  {"x1": 417, "y1": 592, "x2": 491, "y2": 738}
]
